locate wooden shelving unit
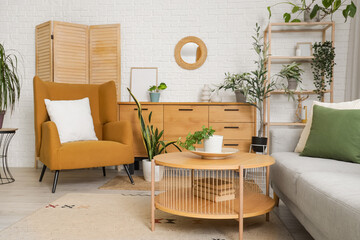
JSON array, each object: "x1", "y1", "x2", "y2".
[{"x1": 263, "y1": 22, "x2": 335, "y2": 152}]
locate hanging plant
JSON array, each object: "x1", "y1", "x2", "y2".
[{"x1": 311, "y1": 41, "x2": 335, "y2": 100}]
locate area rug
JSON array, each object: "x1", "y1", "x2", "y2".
[
  {"x1": 99, "y1": 175, "x2": 158, "y2": 191},
  {"x1": 0, "y1": 193, "x2": 292, "y2": 240}
]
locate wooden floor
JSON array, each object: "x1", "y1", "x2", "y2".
[{"x1": 0, "y1": 168, "x2": 313, "y2": 240}]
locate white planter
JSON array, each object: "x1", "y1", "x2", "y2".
[
  {"x1": 142, "y1": 159, "x2": 164, "y2": 182},
  {"x1": 204, "y1": 135, "x2": 223, "y2": 153}
]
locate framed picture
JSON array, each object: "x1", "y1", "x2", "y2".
[
  {"x1": 296, "y1": 42, "x2": 313, "y2": 56},
  {"x1": 130, "y1": 67, "x2": 158, "y2": 102}
]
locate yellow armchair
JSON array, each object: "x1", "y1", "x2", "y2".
[{"x1": 33, "y1": 76, "x2": 134, "y2": 193}]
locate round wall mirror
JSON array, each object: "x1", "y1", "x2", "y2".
[{"x1": 174, "y1": 36, "x2": 207, "y2": 70}]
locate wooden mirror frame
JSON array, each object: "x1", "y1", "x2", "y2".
[{"x1": 174, "y1": 36, "x2": 207, "y2": 70}]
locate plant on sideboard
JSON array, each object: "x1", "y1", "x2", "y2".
[
  {"x1": 267, "y1": 0, "x2": 357, "y2": 22},
  {"x1": 311, "y1": 41, "x2": 335, "y2": 100},
  {"x1": 244, "y1": 23, "x2": 276, "y2": 153},
  {"x1": 148, "y1": 82, "x2": 167, "y2": 102},
  {"x1": 214, "y1": 72, "x2": 250, "y2": 103},
  {"x1": 178, "y1": 126, "x2": 216, "y2": 151},
  {"x1": 128, "y1": 88, "x2": 180, "y2": 182},
  {"x1": 0, "y1": 43, "x2": 21, "y2": 128}
]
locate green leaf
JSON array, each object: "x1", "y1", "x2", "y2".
[
  {"x1": 267, "y1": 6, "x2": 272, "y2": 18},
  {"x1": 291, "y1": 19, "x2": 301, "y2": 22},
  {"x1": 333, "y1": 0, "x2": 341, "y2": 11},
  {"x1": 148, "y1": 85, "x2": 156, "y2": 92},
  {"x1": 292, "y1": 6, "x2": 300, "y2": 13},
  {"x1": 322, "y1": 0, "x2": 332, "y2": 8},
  {"x1": 283, "y1": 13, "x2": 291, "y2": 22},
  {"x1": 158, "y1": 82, "x2": 167, "y2": 90},
  {"x1": 349, "y1": 1, "x2": 357, "y2": 17},
  {"x1": 310, "y1": 4, "x2": 320, "y2": 19}
]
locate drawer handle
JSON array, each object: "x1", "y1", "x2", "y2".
[
  {"x1": 134, "y1": 108, "x2": 148, "y2": 111},
  {"x1": 178, "y1": 109, "x2": 193, "y2": 111},
  {"x1": 224, "y1": 144, "x2": 239, "y2": 146},
  {"x1": 224, "y1": 126, "x2": 239, "y2": 129},
  {"x1": 224, "y1": 109, "x2": 239, "y2": 111}
]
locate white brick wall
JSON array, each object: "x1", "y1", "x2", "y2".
[{"x1": 0, "y1": 0, "x2": 351, "y2": 167}]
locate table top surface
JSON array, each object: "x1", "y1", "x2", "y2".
[
  {"x1": 0, "y1": 128, "x2": 18, "y2": 133},
  {"x1": 154, "y1": 152, "x2": 275, "y2": 170}
]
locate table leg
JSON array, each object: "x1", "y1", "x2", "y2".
[
  {"x1": 151, "y1": 159, "x2": 155, "y2": 231},
  {"x1": 0, "y1": 133, "x2": 15, "y2": 184},
  {"x1": 266, "y1": 166, "x2": 270, "y2": 222},
  {"x1": 239, "y1": 166, "x2": 243, "y2": 240}
]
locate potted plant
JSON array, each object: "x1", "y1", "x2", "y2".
[
  {"x1": 148, "y1": 82, "x2": 167, "y2": 102},
  {"x1": 311, "y1": 41, "x2": 335, "y2": 100},
  {"x1": 244, "y1": 24, "x2": 276, "y2": 153},
  {"x1": 128, "y1": 88, "x2": 180, "y2": 182},
  {"x1": 178, "y1": 126, "x2": 223, "y2": 153},
  {"x1": 267, "y1": 0, "x2": 357, "y2": 22},
  {"x1": 0, "y1": 43, "x2": 21, "y2": 128},
  {"x1": 215, "y1": 72, "x2": 250, "y2": 103},
  {"x1": 277, "y1": 62, "x2": 304, "y2": 90}
]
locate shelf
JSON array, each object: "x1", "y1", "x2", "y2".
[
  {"x1": 271, "y1": 90, "x2": 331, "y2": 95},
  {"x1": 265, "y1": 122, "x2": 306, "y2": 126},
  {"x1": 268, "y1": 56, "x2": 313, "y2": 63},
  {"x1": 266, "y1": 22, "x2": 334, "y2": 33}
]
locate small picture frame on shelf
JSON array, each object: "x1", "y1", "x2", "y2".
[
  {"x1": 130, "y1": 67, "x2": 158, "y2": 102},
  {"x1": 296, "y1": 42, "x2": 313, "y2": 57}
]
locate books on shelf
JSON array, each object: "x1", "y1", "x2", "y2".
[{"x1": 193, "y1": 177, "x2": 235, "y2": 203}]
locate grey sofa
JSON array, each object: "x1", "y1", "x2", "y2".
[{"x1": 270, "y1": 130, "x2": 360, "y2": 240}]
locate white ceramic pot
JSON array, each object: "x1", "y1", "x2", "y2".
[
  {"x1": 142, "y1": 159, "x2": 164, "y2": 182},
  {"x1": 203, "y1": 135, "x2": 223, "y2": 153}
]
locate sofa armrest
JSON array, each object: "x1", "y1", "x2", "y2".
[
  {"x1": 40, "y1": 121, "x2": 61, "y2": 170},
  {"x1": 103, "y1": 121, "x2": 134, "y2": 147}
]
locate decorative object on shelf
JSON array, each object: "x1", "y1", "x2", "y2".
[
  {"x1": 311, "y1": 41, "x2": 335, "y2": 100},
  {"x1": 148, "y1": 82, "x2": 167, "y2": 102},
  {"x1": 210, "y1": 90, "x2": 222, "y2": 102},
  {"x1": 0, "y1": 128, "x2": 17, "y2": 184},
  {"x1": 189, "y1": 147, "x2": 238, "y2": 160},
  {"x1": 194, "y1": 177, "x2": 235, "y2": 202},
  {"x1": 295, "y1": 95, "x2": 310, "y2": 122},
  {"x1": 201, "y1": 84, "x2": 212, "y2": 102},
  {"x1": 128, "y1": 88, "x2": 181, "y2": 182},
  {"x1": 177, "y1": 125, "x2": 215, "y2": 151},
  {"x1": 295, "y1": 45, "x2": 301, "y2": 56},
  {"x1": 302, "y1": 106, "x2": 308, "y2": 123},
  {"x1": 277, "y1": 62, "x2": 304, "y2": 90},
  {"x1": 267, "y1": 0, "x2": 357, "y2": 22},
  {"x1": 296, "y1": 42, "x2": 313, "y2": 56},
  {"x1": 0, "y1": 44, "x2": 21, "y2": 129},
  {"x1": 244, "y1": 23, "x2": 276, "y2": 153},
  {"x1": 174, "y1": 36, "x2": 207, "y2": 70},
  {"x1": 214, "y1": 72, "x2": 249, "y2": 103},
  {"x1": 130, "y1": 67, "x2": 158, "y2": 102}
]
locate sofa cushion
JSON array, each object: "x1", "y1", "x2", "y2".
[
  {"x1": 296, "y1": 172, "x2": 360, "y2": 240},
  {"x1": 56, "y1": 140, "x2": 134, "y2": 170}
]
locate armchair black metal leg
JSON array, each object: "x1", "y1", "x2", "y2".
[
  {"x1": 52, "y1": 170, "x2": 60, "y2": 193},
  {"x1": 124, "y1": 165, "x2": 134, "y2": 185},
  {"x1": 102, "y1": 167, "x2": 106, "y2": 177},
  {"x1": 39, "y1": 165, "x2": 47, "y2": 182}
]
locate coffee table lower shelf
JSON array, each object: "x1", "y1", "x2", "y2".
[{"x1": 155, "y1": 188, "x2": 275, "y2": 219}]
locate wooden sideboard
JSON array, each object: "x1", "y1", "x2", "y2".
[{"x1": 118, "y1": 102, "x2": 256, "y2": 157}]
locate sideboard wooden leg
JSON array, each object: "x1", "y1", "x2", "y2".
[{"x1": 151, "y1": 159, "x2": 155, "y2": 231}]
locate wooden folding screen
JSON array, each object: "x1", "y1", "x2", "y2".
[{"x1": 35, "y1": 21, "x2": 52, "y2": 82}]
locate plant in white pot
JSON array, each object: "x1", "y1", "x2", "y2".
[
  {"x1": 148, "y1": 82, "x2": 167, "y2": 102},
  {"x1": 0, "y1": 43, "x2": 21, "y2": 128},
  {"x1": 178, "y1": 126, "x2": 223, "y2": 153},
  {"x1": 128, "y1": 88, "x2": 180, "y2": 182}
]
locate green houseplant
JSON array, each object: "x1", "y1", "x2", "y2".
[
  {"x1": 128, "y1": 88, "x2": 180, "y2": 182},
  {"x1": 0, "y1": 43, "x2": 21, "y2": 128},
  {"x1": 148, "y1": 82, "x2": 167, "y2": 102},
  {"x1": 311, "y1": 41, "x2": 335, "y2": 100},
  {"x1": 277, "y1": 62, "x2": 304, "y2": 90},
  {"x1": 244, "y1": 24, "x2": 276, "y2": 152},
  {"x1": 267, "y1": 0, "x2": 357, "y2": 22},
  {"x1": 215, "y1": 72, "x2": 250, "y2": 102},
  {"x1": 178, "y1": 126, "x2": 216, "y2": 151}
]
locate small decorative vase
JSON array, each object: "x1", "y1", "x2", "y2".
[
  {"x1": 150, "y1": 92, "x2": 160, "y2": 102},
  {"x1": 234, "y1": 90, "x2": 246, "y2": 103},
  {"x1": 201, "y1": 84, "x2": 211, "y2": 102},
  {"x1": 295, "y1": 46, "x2": 301, "y2": 56},
  {"x1": 142, "y1": 159, "x2": 164, "y2": 182},
  {"x1": 204, "y1": 135, "x2": 223, "y2": 153},
  {"x1": 287, "y1": 79, "x2": 298, "y2": 90}
]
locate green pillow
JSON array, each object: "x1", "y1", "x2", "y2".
[{"x1": 300, "y1": 105, "x2": 360, "y2": 163}]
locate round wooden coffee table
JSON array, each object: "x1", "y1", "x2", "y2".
[{"x1": 151, "y1": 152, "x2": 275, "y2": 240}]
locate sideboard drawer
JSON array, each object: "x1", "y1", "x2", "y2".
[
  {"x1": 222, "y1": 140, "x2": 251, "y2": 152},
  {"x1": 119, "y1": 105, "x2": 163, "y2": 156},
  {"x1": 210, "y1": 123, "x2": 254, "y2": 140},
  {"x1": 209, "y1": 105, "x2": 255, "y2": 123},
  {"x1": 164, "y1": 105, "x2": 208, "y2": 140}
]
